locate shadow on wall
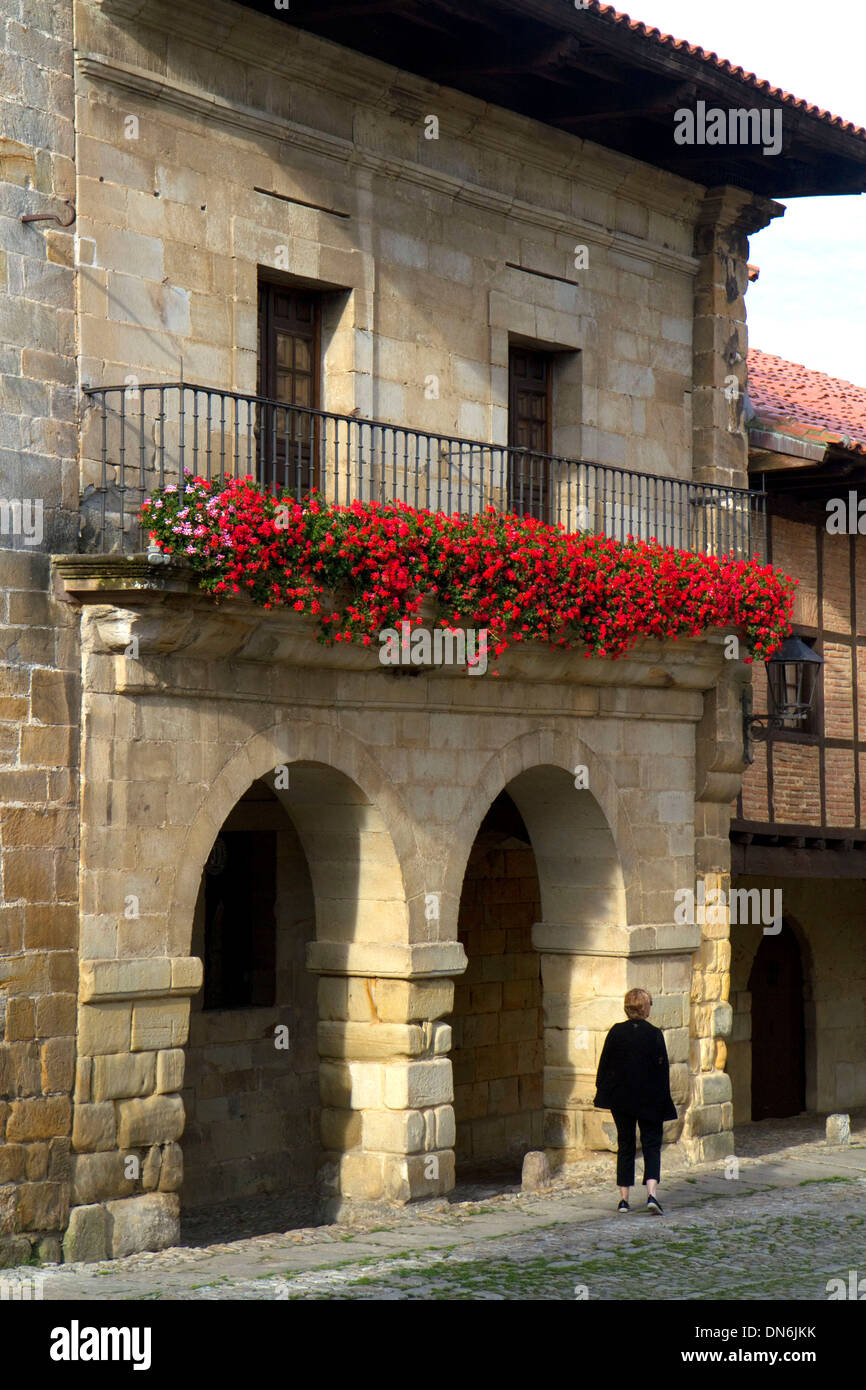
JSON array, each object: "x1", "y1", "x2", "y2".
[
  {"x1": 450, "y1": 790, "x2": 544, "y2": 1180},
  {"x1": 183, "y1": 779, "x2": 320, "y2": 1209},
  {"x1": 727, "y1": 899, "x2": 817, "y2": 1124}
]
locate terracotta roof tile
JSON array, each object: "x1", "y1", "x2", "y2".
[
  {"x1": 747, "y1": 349, "x2": 866, "y2": 456},
  {"x1": 585, "y1": 2, "x2": 866, "y2": 141}
]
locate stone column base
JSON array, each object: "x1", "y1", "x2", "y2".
[
  {"x1": 65, "y1": 955, "x2": 201, "y2": 1262},
  {"x1": 62, "y1": 1193, "x2": 180, "y2": 1263}
]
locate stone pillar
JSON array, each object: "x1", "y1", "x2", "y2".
[
  {"x1": 308, "y1": 942, "x2": 465, "y2": 1209},
  {"x1": 0, "y1": 554, "x2": 80, "y2": 1268},
  {"x1": 63, "y1": 955, "x2": 202, "y2": 1262},
  {"x1": 685, "y1": 865, "x2": 735, "y2": 1160},
  {"x1": 539, "y1": 941, "x2": 627, "y2": 1162},
  {"x1": 686, "y1": 655, "x2": 751, "y2": 1161},
  {"x1": 536, "y1": 923, "x2": 696, "y2": 1165},
  {"x1": 0, "y1": 0, "x2": 80, "y2": 1271},
  {"x1": 693, "y1": 186, "x2": 783, "y2": 492}
]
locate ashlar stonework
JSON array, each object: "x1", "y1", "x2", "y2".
[
  {"x1": 48, "y1": 575, "x2": 747, "y2": 1257},
  {"x1": 0, "y1": 0, "x2": 787, "y2": 1263}
]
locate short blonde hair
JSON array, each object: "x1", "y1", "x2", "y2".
[{"x1": 624, "y1": 988, "x2": 652, "y2": 1020}]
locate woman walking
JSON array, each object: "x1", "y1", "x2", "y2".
[{"x1": 594, "y1": 988, "x2": 677, "y2": 1214}]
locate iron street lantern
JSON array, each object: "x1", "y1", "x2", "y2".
[{"x1": 742, "y1": 636, "x2": 824, "y2": 765}]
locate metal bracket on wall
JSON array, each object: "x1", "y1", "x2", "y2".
[{"x1": 20, "y1": 199, "x2": 76, "y2": 227}]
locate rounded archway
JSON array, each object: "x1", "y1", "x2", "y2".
[
  {"x1": 504, "y1": 764, "x2": 627, "y2": 934},
  {"x1": 748, "y1": 922, "x2": 806, "y2": 1121},
  {"x1": 169, "y1": 721, "x2": 419, "y2": 959},
  {"x1": 447, "y1": 758, "x2": 629, "y2": 1179},
  {"x1": 184, "y1": 777, "x2": 319, "y2": 1214},
  {"x1": 450, "y1": 790, "x2": 544, "y2": 1181},
  {"x1": 175, "y1": 741, "x2": 417, "y2": 1230}
]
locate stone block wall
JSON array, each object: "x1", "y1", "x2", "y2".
[
  {"x1": 1, "y1": 0, "x2": 78, "y2": 554},
  {"x1": 693, "y1": 188, "x2": 782, "y2": 492},
  {"x1": 0, "y1": 551, "x2": 81, "y2": 1266},
  {"x1": 451, "y1": 831, "x2": 544, "y2": 1169},
  {"x1": 44, "y1": 584, "x2": 749, "y2": 1251},
  {"x1": 74, "y1": 0, "x2": 705, "y2": 491},
  {"x1": 684, "y1": 666, "x2": 749, "y2": 1163},
  {"x1": 0, "y1": 0, "x2": 83, "y2": 1268}
]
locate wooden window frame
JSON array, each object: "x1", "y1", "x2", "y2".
[
  {"x1": 257, "y1": 275, "x2": 323, "y2": 496},
  {"x1": 507, "y1": 345, "x2": 553, "y2": 523},
  {"x1": 257, "y1": 277, "x2": 322, "y2": 409}
]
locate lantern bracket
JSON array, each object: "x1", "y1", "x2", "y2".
[
  {"x1": 741, "y1": 686, "x2": 784, "y2": 765},
  {"x1": 739, "y1": 686, "x2": 778, "y2": 767}
]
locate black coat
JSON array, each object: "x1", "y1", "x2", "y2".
[{"x1": 594, "y1": 1018, "x2": 677, "y2": 1121}]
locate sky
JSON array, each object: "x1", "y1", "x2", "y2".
[{"x1": 622, "y1": 0, "x2": 866, "y2": 385}]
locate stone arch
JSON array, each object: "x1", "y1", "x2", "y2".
[
  {"x1": 442, "y1": 730, "x2": 635, "y2": 1172},
  {"x1": 168, "y1": 718, "x2": 420, "y2": 956},
  {"x1": 439, "y1": 727, "x2": 639, "y2": 939},
  {"x1": 183, "y1": 777, "x2": 321, "y2": 1214},
  {"x1": 168, "y1": 722, "x2": 466, "y2": 1217},
  {"x1": 506, "y1": 767, "x2": 627, "y2": 935},
  {"x1": 729, "y1": 907, "x2": 816, "y2": 1123},
  {"x1": 164, "y1": 726, "x2": 446, "y2": 1233},
  {"x1": 449, "y1": 788, "x2": 546, "y2": 1178},
  {"x1": 66, "y1": 720, "x2": 436, "y2": 1260}
]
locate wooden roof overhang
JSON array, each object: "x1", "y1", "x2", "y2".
[
  {"x1": 750, "y1": 437, "x2": 866, "y2": 508},
  {"x1": 235, "y1": 0, "x2": 866, "y2": 198}
]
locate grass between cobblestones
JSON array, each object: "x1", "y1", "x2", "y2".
[
  {"x1": 21, "y1": 1147, "x2": 866, "y2": 1301},
  {"x1": 277, "y1": 1192, "x2": 866, "y2": 1301}
]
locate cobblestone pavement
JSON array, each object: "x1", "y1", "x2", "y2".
[{"x1": 11, "y1": 1113, "x2": 866, "y2": 1301}]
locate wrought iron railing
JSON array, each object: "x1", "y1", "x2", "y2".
[{"x1": 79, "y1": 383, "x2": 766, "y2": 559}]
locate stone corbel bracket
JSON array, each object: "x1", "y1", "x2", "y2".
[{"x1": 695, "y1": 659, "x2": 752, "y2": 802}]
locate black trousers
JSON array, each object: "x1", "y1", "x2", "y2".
[{"x1": 611, "y1": 1111, "x2": 663, "y2": 1187}]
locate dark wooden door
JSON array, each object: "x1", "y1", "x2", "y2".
[
  {"x1": 257, "y1": 281, "x2": 321, "y2": 495},
  {"x1": 508, "y1": 347, "x2": 551, "y2": 521},
  {"x1": 748, "y1": 925, "x2": 805, "y2": 1120}
]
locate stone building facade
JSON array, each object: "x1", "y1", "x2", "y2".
[{"x1": 2, "y1": 0, "x2": 865, "y2": 1263}]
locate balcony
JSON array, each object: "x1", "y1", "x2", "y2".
[{"x1": 80, "y1": 383, "x2": 766, "y2": 560}]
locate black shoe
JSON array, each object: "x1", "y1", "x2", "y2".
[
  {"x1": 617, "y1": 1199, "x2": 630, "y2": 1213},
  {"x1": 647, "y1": 1195, "x2": 663, "y2": 1215}
]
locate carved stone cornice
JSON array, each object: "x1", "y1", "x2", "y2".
[
  {"x1": 695, "y1": 185, "x2": 785, "y2": 248},
  {"x1": 64, "y1": 593, "x2": 732, "y2": 718},
  {"x1": 76, "y1": 52, "x2": 699, "y2": 275}
]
